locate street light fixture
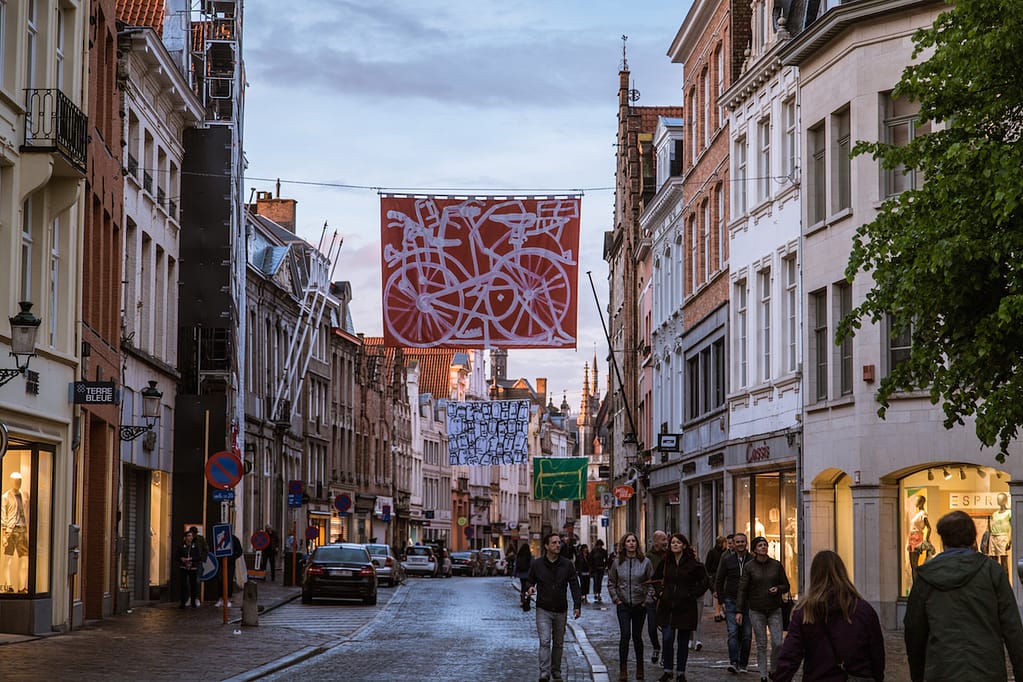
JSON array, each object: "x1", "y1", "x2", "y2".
[
  {"x1": 1, "y1": 302, "x2": 42, "y2": 388},
  {"x1": 119, "y1": 380, "x2": 163, "y2": 441}
]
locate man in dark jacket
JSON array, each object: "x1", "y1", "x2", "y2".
[
  {"x1": 526, "y1": 532, "x2": 582, "y2": 682},
  {"x1": 589, "y1": 539, "x2": 609, "y2": 602},
  {"x1": 736, "y1": 536, "x2": 790, "y2": 681},
  {"x1": 904, "y1": 510, "x2": 1023, "y2": 682},
  {"x1": 715, "y1": 532, "x2": 753, "y2": 674}
]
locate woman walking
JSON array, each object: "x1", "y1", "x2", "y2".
[
  {"x1": 652, "y1": 533, "x2": 709, "y2": 682},
  {"x1": 774, "y1": 550, "x2": 885, "y2": 681},
  {"x1": 736, "y1": 536, "x2": 791, "y2": 682},
  {"x1": 705, "y1": 535, "x2": 727, "y2": 622},
  {"x1": 515, "y1": 543, "x2": 533, "y2": 611},
  {"x1": 608, "y1": 532, "x2": 654, "y2": 681},
  {"x1": 577, "y1": 544, "x2": 592, "y2": 604}
]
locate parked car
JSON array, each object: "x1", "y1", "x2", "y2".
[
  {"x1": 363, "y1": 543, "x2": 406, "y2": 587},
  {"x1": 450, "y1": 551, "x2": 478, "y2": 576},
  {"x1": 401, "y1": 544, "x2": 439, "y2": 577},
  {"x1": 301, "y1": 543, "x2": 378, "y2": 605},
  {"x1": 479, "y1": 548, "x2": 506, "y2": 576}
]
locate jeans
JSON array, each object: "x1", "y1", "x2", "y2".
[
  {"x1": 749, "y1": 608, "x2": 784, "y2": 678},
  {"x1": 179, "y1": 569, "x2": 199, "y2": 606},
  {"x1": 579, "y1": 573, "x2": 591, "y2": 597},
  {"x1": 536, "y1": 606, "x2": 568, "y2": 679},
  {"x1": 591, "y1": 570, "x2": 605, "y2": 599},
  {"x1": 661, "y1": 625, "x2": 691, "y2": 674},
  {"x1": 616, "y1": 602, "x2": 647, "y2": 663},
  {"x1": 647, "y1": 603, "x2": 661, "y2": 651},
  {"x1": 723, "y1": 597, "x2": 752, "y2": 668}
]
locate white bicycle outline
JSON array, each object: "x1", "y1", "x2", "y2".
[{"x1": 382, "y1": 197, "x2": 579, "y2": 347}]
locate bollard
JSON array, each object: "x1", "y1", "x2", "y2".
[{"x1": 241, "y1": 580, "x2": 258, "y2": 626}]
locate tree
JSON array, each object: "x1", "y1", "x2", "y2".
[{"x1": 839, "y1": 0, "x2": 1023, "y2": 462}]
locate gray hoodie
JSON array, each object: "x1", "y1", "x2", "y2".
[{"x1": 607, "y1": 555, "x2": 653, "y2": 607}]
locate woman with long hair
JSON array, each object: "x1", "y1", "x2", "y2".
[
  {"x1": 607, "y1": 532, "x2": 654, "y2": 681},
  {"x1": 515, "y1": 543, "x2": 534, "y2": 611},
  {"x1": 774, "y1": 550, "x2": 885, "y2": 681},
  {"x1": 652, "y1": 533, "x2": 708, "y2": 682}
]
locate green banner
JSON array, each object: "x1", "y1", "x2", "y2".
[{"x1": 532, "y1": 457, "x2": 588, "y2": 500}]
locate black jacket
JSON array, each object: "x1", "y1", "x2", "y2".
[
  {"x1": 714, "y1": 550, "x2": 753, "y2": 600},
  {"x1": 177, "y1": 540, "x2": 202, "y2": 572},
  {"x1": 526, "y1": 554, "x2": 581, "y2": 613}
]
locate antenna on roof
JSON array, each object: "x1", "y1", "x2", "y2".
[{"x1": 621, "y1": 34, "x2": 628, "y2": 71}]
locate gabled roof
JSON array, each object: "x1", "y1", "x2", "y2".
[
  {"x1": 403, "y1": 347, "x2": 459, "y2": 400},
  {"x1": 117, "y1": 0, "x2": 165, "y2": 33}
]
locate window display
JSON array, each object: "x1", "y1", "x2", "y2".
[
  {"x1": 733, "y1": 470, "x2": 799, "y2": 596},
  {"x1": 900, "y1": 466, "x2": 1012, "y2": 595},
  {"x1": 0, "y1": 443, "x2": 53, "y2": 596},
  {"x1": 1, "y1": 471, "x2": 29, "y2": 592}
]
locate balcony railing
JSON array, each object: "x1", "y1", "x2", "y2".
[
  {"x1": 126, "y1": 154, "x2": 138, "y2": 178},
  {"x1": 23, "y1": 89, "x2": 87, "y2": 174},
  {"x1": 143, "y1": 171, "x2": 153, "y2": 193},
  {"x1": 168, "y1": 199, "x2": 178, "y2": 219}
]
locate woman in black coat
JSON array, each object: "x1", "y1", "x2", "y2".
[
  {"x1": 515, "y1": 543, "x2": 533, "y2": 610},
  {"x1": 652, "y1": 533, "x2": 709, "y2": 682}
]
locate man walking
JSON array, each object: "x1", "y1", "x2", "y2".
[
  {"x1": 589, "y1": 538, "x2": 609, "y2": 602},
  {"x1": 526, "y1": 532, "x2": 582, "y2": 682},
  {"x1": 715, "y1": 532, "x2": 753, "y2": 673},
  {"x1": 904, "y1": 510, "x2": 1023, "y2": 681},
  {"x1": 646, "y1": 530, "x2": 668, "y2": 665}
]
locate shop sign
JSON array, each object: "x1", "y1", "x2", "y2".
[
  {"x1": 949, "y1": 491, "x2": 1009, "y2": 511},
  {"x1": 746, "y1": 442, "x2": 771, "y2": 463},
  {"x1": 71, "y1": 381, "x2": 118, "y2": 404},
  {"x1": 613, "y1": 484, "x2": 634, "y2": 501}
]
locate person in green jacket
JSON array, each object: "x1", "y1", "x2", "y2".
[{"x1": 904, "y1": 510, "x2": 1023, "y2": 682}]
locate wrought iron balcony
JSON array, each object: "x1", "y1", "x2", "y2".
[{"x1": 23, "y1": 89, "x2": 87, "y2": 174}]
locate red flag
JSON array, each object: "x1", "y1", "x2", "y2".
[{"x1": 380, "y1": 195, "x2": 580, "y2": 348}]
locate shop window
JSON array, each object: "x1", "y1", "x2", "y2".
[
  {"x1": 733, "y1": 471, "x2": 799, "y2": 596},
  {"x1": 1, "y1": 442, "x2": 53, "y2": 596},
  {"x1": 899, "y1": 466, "x2": 1012, "y2": 597},
  {"x1": 834, "y1": 474, "x2": 854, "y2": 582}
]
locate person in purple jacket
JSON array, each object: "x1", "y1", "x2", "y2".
[{"x1": 774, "y1": 550, "x2": 885, "y2": 681}]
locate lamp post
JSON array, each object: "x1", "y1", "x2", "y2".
[
  {"x1": 1, "y1": 302, "x2": 42, "y2": 387},
  {"x1": 119, "y1": 380, "x2": 163, "y2": 441}
]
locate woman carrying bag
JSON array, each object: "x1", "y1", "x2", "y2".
[
  {"x1": 774, "y1": 550, "x2": 884, "y2": 681},
  {"x1": 652, "y1": 533, "x2": 708, "y2": 682},
  {"x1": 608, "y1": 532, "x2": 654, "y2": 681}
]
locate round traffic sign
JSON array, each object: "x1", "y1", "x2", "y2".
[
  {"x1": 334, "y1": 494, "x2": 352, "y2": 514},
  {"x1": 289, "y1": 480, "x2": 303, "y2": 495},
  {"x1": 457, "y1": 516, "x2": 468, "y2": 527},
  {"x1": 251, "y1": 530, "x2": 270, "y2": 551},
  {"x1": 464, "y1": 526, "x2": 475, "y2": 538},
  {"x1": 305, "y1": 525, "x2": 319, "y2": 541},
  {"x1": 205, "y1": 451, "x2": 243, "y2": 490}
]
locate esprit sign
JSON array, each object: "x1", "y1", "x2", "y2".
[
  {"x1": 949, "y1": 492, "x2": 1009, "y2": 511},
  {"x1": 746, "y1": 443, "x2": 771, "y2": 464}
]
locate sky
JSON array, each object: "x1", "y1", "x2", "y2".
[{"x1": 242, "y1": 1, "x2": 694, "y2": 412}]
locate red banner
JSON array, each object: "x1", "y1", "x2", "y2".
[
  {"x1": 579, "y1": 480, "x2": 608, "y2": 517},
  {"x1": 380, "y1": 195, "x2": 580, "y2": 348}
]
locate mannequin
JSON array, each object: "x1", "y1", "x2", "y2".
[
  {"x1": 906, "y1": 494, "x2": 932, "y2": 582},
  {"x1": 1, "y1": 472, "x2": 30, "y2": 592},
  {"x1": 988, "y1": 493, "x2": 1012, "y2": 578}
]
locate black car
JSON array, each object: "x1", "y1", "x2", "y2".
[
  {"x1": 302, "y1": 543, "x2": 378, "y2": 605},
  {"x1": 450, "y1": 551, "x2": 478, "y2": 576}
]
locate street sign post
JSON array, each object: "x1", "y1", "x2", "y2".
[
  {"x1": 251, "y1": 530, "x2": 270, "y2": 552},
  {"x1": 288, "y1": 479, "x2": 303, "y2": 508},
  {"x1": 334, "y1": 493, "x2": 352, "y2": 514},
  {"x1": 212, "y1": 489, "x2": 235, "y2": 502},
  {"x1": 305, "y1": 525, "x2": 319, "y2": 541}
]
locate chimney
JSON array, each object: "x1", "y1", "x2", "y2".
[
  {"x1": 253, "y1": 189, "x2": 297, "y2": 233},
  {"x1": 536, "y1": 378, "x2": 547, "y2": 406}
]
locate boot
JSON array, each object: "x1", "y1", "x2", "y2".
[
  {"x1": 619, "y1": 664, "x2": 628, "y2": 681},
  {"x1": 636, "y1": 660, "x2": 645, "y2": 680}
]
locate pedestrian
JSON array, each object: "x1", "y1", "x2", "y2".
[
  {"x1": 652, "y1": 533, "x2": 709, "y2": 682},
  {"x1": 576, "y1": 543, "x2": 591, "y2": 604},
  {"x1": 525, "y1": 532, "x2": 582, "y2": 682},
  {"x1": 177, "y1": 529, "x2": 201, "y2": 609},
  {"x1": 646, "y1": 530, "x2": 668, "y2": 666},
  {"x1": 264, "y1": 524, "x2": 279, "y2": 582},
  {"x1": 187, "y1": 525, "x2": 208, "y2": 606},
  {"x1": 715, "y1": 532, "x2": 753, "y2": 674},
  {"x1": 773, "y1": 550, "x2": 884, "y2": 682},
  {"x1": 590, "y1": 538, "x2": 609, "y2": 602},
  {"x1": 608, "y1": 532, "x2": 654, "y2": 681},
  {"x1": 560, "y1": 533, "x2": 577, "y2": 563},
  {"x1": 516, "y1": 543, "x2": 534, "y2": 611},
  {"x1": 705, "y1": 535, "x2": 727, "y2": 622},
  {"x1": 904, "y1": 510, "x2": 1023, "y2": 682},
  {"x1": 736, "y1": 536, "x2": 790, "y2": 682}
]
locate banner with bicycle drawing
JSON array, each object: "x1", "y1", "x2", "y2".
[
  {"x1": 447, "y1": 400, "x2": 531, "y2": 465},
  {"x1": 380, "y1": 195, "x2": 581, "y2": 348}
]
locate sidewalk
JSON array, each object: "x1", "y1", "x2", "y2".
[
  {"x1": 570, "y1": 586, "x2": 911, "y2": 681},
  {"x1": 0, "y1": 579, "x2": 311, "y2": 682}
]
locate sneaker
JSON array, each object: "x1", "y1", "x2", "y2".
[
  {"x1": 652, "y1": 649, "x2": 661, "y2": 664},
  {"x1": 658, "y1": 672, "x2": 673, "y2": 682},
  {"x1": 193, "y1": 600, "x2": 200, "y2": 607},
  {"x1": 739, "y1": 667, "x2": 749, "y2": 674},
  {"x1": 226, "y1": 601, "x2": 233, "y2": 608},
  {"x1": 694, "y1": 640, "x2": 703, "y2": 651},
  {"x1": 215, "y1": 599, "x2": 223, "y2": 607},
  {"x1": 727, "y1": 664, "x2": 738, "y2": 674}
]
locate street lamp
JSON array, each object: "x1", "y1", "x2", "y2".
[
  {"x1": 1, "y1": 302, "x2": 42, "y2": 387},
  {"x1": 119, "y1": 380, "x2": 163, "y2": 441}
]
